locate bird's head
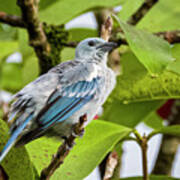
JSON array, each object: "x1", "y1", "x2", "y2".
[{"x1": 75, "y1": 38, "x2": 117, "y2": 63}]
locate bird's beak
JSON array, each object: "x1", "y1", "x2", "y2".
[{"x1": 96, "y1": 42, "x2": 118, "y2": 52}]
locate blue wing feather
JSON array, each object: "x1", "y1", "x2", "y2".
[
  {"x1": 37, "y1": 78, "x2": 101, "y2": 130},
  {"x1": 0, "y1": 113, "x2": 33, "y2": 162}
]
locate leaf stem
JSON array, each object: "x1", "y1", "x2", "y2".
[
  {"x1": 133, "y1": 130, "x2": 149, "y2": 180},
  {"x1": 141, "y1": 135, "x2": 149, "y2": 180}
]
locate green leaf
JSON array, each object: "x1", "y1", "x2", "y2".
[
  {"x1": 0, "y1": 24, "x2": 18, "y2": 41},
  {"x1": 61, "y1": 48, "x2": 75, "y2": 62},
  {"x1": 22, "y1": 55, "x2": 39, "y2": 86},
  {"x1": 0, "y1": 119, "x2": 35, "y2": 180},
  {"x1": 102, "y1": 99, "x2": 163, "y2": 128},
  {"x1": 1, "y1": 63, "x2": 23, "y2": 92},
  {"x1": 27, "y1": 120, "x2": 131, "y2": 179},
  {"x1": 157, "y1": 125, "x2": 180, "y2": 136},
  {"x1": 167, "y1": 44, "x2": 180, "y2": 76},
  {"x1": 26, "y1": 136, "x2": 60, "y2": 174},
  {"x1": 113, "y1": 175, "x2": 179, "y2": 180},
  {"x1": 18, "y1": 29, "x2": 34, "y2": 58},
  {"x1": 138, "y1": 0, "x2": 180, "y2": 32},
  {"x1": 144, "y1": 111, "x2": 164, "y2": 129},
  {"x1": 0, "y1": 0, "x2": 20, "y2": 15},
  {"x1": 116, "y1": 18, "x2": 174, "y2": 75},
  {"x1": 112, "y1": 50, "x2": 180, "y2": 103},
  {"x1": 52, "y1": 120, "x2": 130, "y2": 180},
  {"x1": 117, "y1": 0, "x2": 143, "y2": 21},
  {"x1": 68, "y1": 28, "x2": 98, "y2": 41},
  {"x1": 40, "y1": 0, "x2": 125, "y2": 24},
  {"x1": 0, "y1": 41, "x2": 18, "y2": 64}
]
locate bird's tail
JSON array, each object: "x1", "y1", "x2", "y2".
[{"x1": 0, "y1": 114, "x2": 33, "y2": 162}]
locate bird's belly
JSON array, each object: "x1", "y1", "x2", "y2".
[{"x1": 49, "y1": 98, "x2": 100, "y2": 137}]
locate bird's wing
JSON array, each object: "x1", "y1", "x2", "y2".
[{"x1": 16, "y1": 63, "x2": 104, "y2": 145}]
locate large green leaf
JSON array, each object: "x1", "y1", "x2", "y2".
[
  {"x1": 116, "y1": 18, "x2": 174, "y2": 75},
  {"x1": 117, "y1": 0, "x2": 143, "y2": 21},
  {"x1": 138, "y1": 0, "x2": 180, "y2": 32},
  {"x1": 53, "y1": 120, "x2": 130, "y2": 180},
  {"x1": 27, "y1": 120, "x2": 130, "y2": 179},
  {"x1": 112, "y1": 50, "x2": 180, "y2": 103},
  {"x1": 157, "y1": 125, "x2": 180, "y2": 136},
  {"x1": 144, "y1": 111, "x2": 164, "y2": 129},
  {"x1": 113, "y1": 175, "x2": 179, "y2": 180},
  {"x1": 40, "y1": 0, "x2": 124, "y2": 24},
  {"x1": 0, "y1": 119, "x2": 35, "y2": 180},
  {"x1": 102, "y1": 99, "x2": 163, "y2": 128},
  {"x1": 167, "y1": 44, "x2": 180, "y2": 76},
  {"x1": 26, "y1": 136, "x2": 60, "y2": 175}
]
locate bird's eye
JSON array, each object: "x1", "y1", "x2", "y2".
[{"x1": 88, "y1": 41, "x2": 95, "y2": 47}]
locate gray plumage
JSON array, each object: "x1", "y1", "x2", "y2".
[{"x1": 0, "y1": 37, "x2": 117, "y2": 162}]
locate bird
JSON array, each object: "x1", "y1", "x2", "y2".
[{"x1": 0, "y1": 37, "x2": 117, "y2": 162}]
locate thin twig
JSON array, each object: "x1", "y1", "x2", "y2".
[
  {"x1": 0, "y1": 165, "x2": 8, "y2": 180},
  {"x1": 103, "y1": 151, "x2": 118, "y2": 180},
  {"x1": 141, "y1": 135, "x2": 149, "y2": 180},
  {"x1": 127, "y1": 0, "x2": 159, "y2": 25},
  {"x1": 155, "y1": 30, "x2": 180, "y2": 44},
  {"x1": 133, "y1": 131, "x2": 149, "y2": 180},
  {"x1": 0, "y1": 11, "x2": 25, "y2": 28},
  {"x1": 40, "y1": 114, "x2": 87, "y2": 180},
  {"x1": 17, "y1": 0, "x2": 51, "y2": 74},
  {"x1": 101, "y1": 16, "x2": 113, "y2": 41}
]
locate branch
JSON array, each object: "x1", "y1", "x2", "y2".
[
  {"x1": 0, "y1": 165, "x2": 8, "y2": 180},
  {"x1": 141, "y1": 135, "x2": 149, "y2": 180},
  {"x1": 127, "y1": 0, "x2": 159, "y2": 25},
  {"x1": 0, "y1": 11, "x2": 25, "y2": 28},
  {"x1": 17, "y1": 0, "x2": 51, "y2": 74},
  {"x1": 155, "y1": 30, "x2": 180, "y2": 44},
  {"x1": 152, "y1": 100, "x2": 180, "y2": 175},
  {"x1": 101, "y1": 16, "x2": 113, "y2": 41},
  {"x1": 103, "y1": 151, "x2": 118, "y2": 180},
  {"x1": 40, "y1": 114, "x2": 87, "y2": 180},
  {"x1": 134, "y1": 131, "x2": 149, "y2": 180}
]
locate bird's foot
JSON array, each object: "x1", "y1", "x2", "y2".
[{"x1": 72, "y1": 128, "x2": 84, "y2": 138}]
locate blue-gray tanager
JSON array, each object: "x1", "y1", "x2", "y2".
[{"x1": 0, "y1": 38, "x2": 117, "y2": 162}]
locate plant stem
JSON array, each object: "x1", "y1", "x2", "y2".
[
  {"x1": 141, "y1": 135, "x2": 149, "y2": 180},
  {"x1": 133, "y1": 130, "x2": 149, "y2": 180}
]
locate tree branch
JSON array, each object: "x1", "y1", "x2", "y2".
[
  {"x1": 152, "y1": 100, "x2": 180, "y2": 175},
  {"x1": 127, "y1": 0, "x2": 159, "y2": 25},
  {"x1": 17, "y1": 0, "x2": 51, "y2": 74},
  {"x1": 0, "y1": 165, "x2": 8, "y2": 180},
  {"x1": 155, "y1": 30, "x2": 180, "y2": 44},
  {"x1": 0, "y1": 11, "x2": 25, "y2": 28},
  {"x1": 40, "y1": 114, "x2": 87, "y2": 180}
]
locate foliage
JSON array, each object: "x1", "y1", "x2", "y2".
[{"x1": 0, "y1": 0, "x2": 180, "y2": 179}]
